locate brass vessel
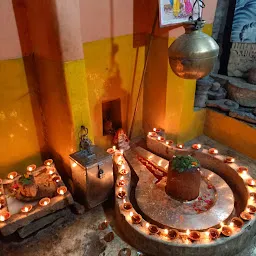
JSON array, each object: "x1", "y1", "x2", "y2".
[{"x1": 168, "y1": 21, "x2": 219, "y2": 79}]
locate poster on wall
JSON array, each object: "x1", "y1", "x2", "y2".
[
  {"x1": 231, "y1": 0, "x2": 256, "y2": 43},
  {"x1": 158, "y1": 0, "x2": 201, "y2": 27}
]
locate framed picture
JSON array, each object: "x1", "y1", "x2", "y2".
[{"x1": 159, "y1": 0, "x2": 201, "y2": 27}]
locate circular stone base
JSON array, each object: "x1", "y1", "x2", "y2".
[{"x1": 136, "y1": 168, "x2": 234, "y2": 230}]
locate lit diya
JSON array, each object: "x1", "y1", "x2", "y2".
[
  {"x1": 119, "y1": 168, "x2": 128, "y2": 175},
  {"x1": 57, "y1": 186, "x2": 67, "y2": 195},
  {"x1": 208, "y1": 228, "x2": 220, "y2": 240},
  {"x1": 250, "y1": 192, "x2": 256, "y2": 201},
  {"x1": 47, "y1": 168, "x2": 55, "y2": 175},
  {"x1": 7, "y1": 171, "x2": 18, "y2": 180},
  {"x1": 247, "y1": 205, "x2": 256, "y2": 214},
  {"x1": 117, "y1": 189, "x2": 126, "y2": 199},
  {"x1": 0, "y1": 188, "x2": 3, "y2": 196},
  {"x1": 221, "y1": 226, "x2": 233, "y2": 237},
  {"x1": 166, "y1": 140, "x2": 173, "y2": 145},
  {"x1": 122, "y1": 202, "x2": 132, "y2": 211},
  {"x1": 157, "y1": 136, "x2": 164, "y2": 141},
  {"x1": 238, "y1": 166, "x2": 248, "y2": 174},
  {"x1": 52, "y1": 174, "x2": 61, "y2": 183},
  {"x1": 208, "y1": 148, "x2": 218, "y2": 154},
  {"x1": 107, "y1": 148, "x2": 115, "y2": 155},
  {"x1": 240, "y1": 211, "x2": 252, "y2": 221},
  {"x1": 167, "y1": 229, "x2": 179, "y2": 240},
  {"x1": 117, "y1": 177, "x2": 125, "y2": 187},
  {"x1": 224, "y1": 156, "x2": 235, "y2": 163},
  {"x1": 176, "y1": 144, "x2": 184, "y2": 149},
  {"x1": 231, "y1": 217, "x2": 244, "y2": 228},
  {"x1": 98, "y1": 220, "x2": 108, "y2": 230},
  {"x1": 39, "y1": 197, "x2": 50, "y2": 206},
  {"x1": 246, "y1": 178, "x2": 256, "y2": 187},
  {"x1": 188, "y1": 231, "x2": 201, "y2": 241},
  {"x1": 148, "y1": 225, "x2": 159, "y2": 235},
  {"x1": 0, "y1": 212, "x2": 10, "y2": 222},
  {"x1": 148, "y1": 132, "x2": 157, "y2": 137},
  {"x1": 192, "y1": 144, "x2": 202, "y2": 150},
  {"x1": 44, "y1": 159, "x2": 53, "y2": 166},
  {"x1": 21, "y1": 204, "x2": 33, "y2": 213},
  {"x1": 131, "y1": 213, "x2": 142, "y2": 224},
  {"x1": 27, "y1": 164, "x2": 36, "y2": 172}
]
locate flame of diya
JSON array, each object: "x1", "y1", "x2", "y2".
[
  {"x1": 7, "y1": 172, "x2": 18, "y2": 180},
  {"x1": 21, "y1": 205, "x2": 33, "y2": 213},
  {"x1": 27, "y1": 164, "x2": 36, "y2": 172},
  {"x1": 57, "y1": 186, "x2": 67, "y2": 195},
  {"x1": 221, "y1": 226, "x2": 233, "y2": 237},
  {"x1": 192, "y1": 144, "x2": 202, "y2": 150},
  {"x1": 176, "y1": 144, "x2": 184, "y2": 149},
  {"x1": 247, "y1": 178, "x2": 256, "y2": 187},
  {"x1": 240, "y1": 211, "x2": 252, "y2": 221},
  {"x1": 225, "y1": 156, "x2": 235, "y2": 163},
  {"x1": 52, "y1": 175, "x2": 61, "y2": 183},
  {"x1": 208, "y1": 148, "x2": 218, "y2": 154},
  {"x1": 39, "y1": 197, "x2": 50, "y2": 206},
  {"x1": 0, "y1": 212, "x2": 10, "y2": 221},
  {"x1": 44, "y1": 159, "x2": 53, "y2": 166}
]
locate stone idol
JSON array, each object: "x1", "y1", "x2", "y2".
[{"x1": 194, "y1": 73, "x2": 256, "y2": 125}]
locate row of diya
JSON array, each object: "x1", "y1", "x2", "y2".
[
  {"x1": 148, "y1": 129, "x2": 256, "y2": 187},
  {"x1": 0, "y1": 159, "x2": 68, "y2": 222},
  {"x1": 113, "y1": 148, "x2": 256, "y2": 244}
]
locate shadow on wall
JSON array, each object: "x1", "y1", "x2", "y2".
[{"x1": 11, "y1": 0, "x2": 74, "y2": 183}]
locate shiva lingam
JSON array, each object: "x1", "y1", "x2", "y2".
[{"x1": 166, "y1": 155, "x2": 201, "y2": 201}]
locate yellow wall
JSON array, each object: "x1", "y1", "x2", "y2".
[
  {"x1": 204, "y1": 110, "x2": 256, "y2": 159},
  {"x1": 0, "y1": 58, "x2": 42, "y2": 176},
  {"x1": 83, "y1": 35, "x2": 145, "y2": 149}
]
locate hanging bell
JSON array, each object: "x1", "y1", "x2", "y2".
[{"x1": 168, "y1": 20, "x2": 219, "y2": 80}]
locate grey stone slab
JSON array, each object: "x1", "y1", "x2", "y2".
[
  {"x1": 0, "y1": 192, "x2": 74, "y2": 236},
  {"x1": 18, "y1": 208, "x2": 72, "y2": 238},
  {"x1": 229, "y1": 110, "x2": 256, "y2": 124}
]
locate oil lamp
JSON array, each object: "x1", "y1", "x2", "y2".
[
  {"x1": 192, "y1": 144, "x2": 201, "y2": 150},
  {"x1": 247, "y1": 178, "x2": 256, "y2": 187},
  {"x1": 221, "y1": 226, "x2": 233, "y2": 237},
  {"x1": 231, "y1": 217, "x2": 244, "y2": 228},
  {"x1": 176, "y1": 144, "x2": 184, "y2": 149},
  {"x1": 21, "y1": 205, "x2": 33, "y2": 213},
  {"x1": 240, "y1": 211, "x2": 252, "y2": 221},
  {"x1": 148, "y1": 225, "x2": 159, "y2": 235},
  {"x1": 47, "y1": 168, "x2": 55, "y2": 175},
  {"x1": 167, "y1": 229, "x2": 179, "y2": 240},
  {"x1": 238, "y1": 166, "x2": 248, "y2": 174},
  {"x1": 39, "y1": 197, "x2": 50, "y2": 206},
  {"x1": 0, "y1": 212, "x2": 10, "y2": 222},
  {"x1": 225, "y1": 157, "x2": 235, "y2": 164},
  {"x1": 117, "y1": 176, "x2": 125, "y2": 187},
  {"x1": 131, "y1": 213, "x2": 142, "y2": 224},
  {"x1": 122, "y1": 202, "x2": 132, "y2": 211},
  {"x1": 44, "y1": 159, "x2": 53, "y2": 166},
  {"x1": 27, "y1": 164, "x2": 36, "y2": 173},
  {"x1": 7, "y1": 172, "x2": 18, "y2": 180},
  {"x1": 117, "y1": 188, "x2": 126, "y2": 199},
  {"x1": 57, "y1": 186, "x2": 67, "y2": 195},
  {"x1": 209, "y1": 148, "x2": 218, "y2": 154},
  {"x1": 208, "y1": 228, "x2": 219, "y2": 240},
  {"x1": 189, "y1": 231, "x2": 201, "y2": 241}
]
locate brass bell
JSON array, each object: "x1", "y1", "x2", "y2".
[{"x1": 168, "y1": 20, "x2": 219, "y2": 80}]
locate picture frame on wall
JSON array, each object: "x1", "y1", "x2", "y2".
[{"x1": 159, "y1": 0, "x2": 201, "y2": 27}]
